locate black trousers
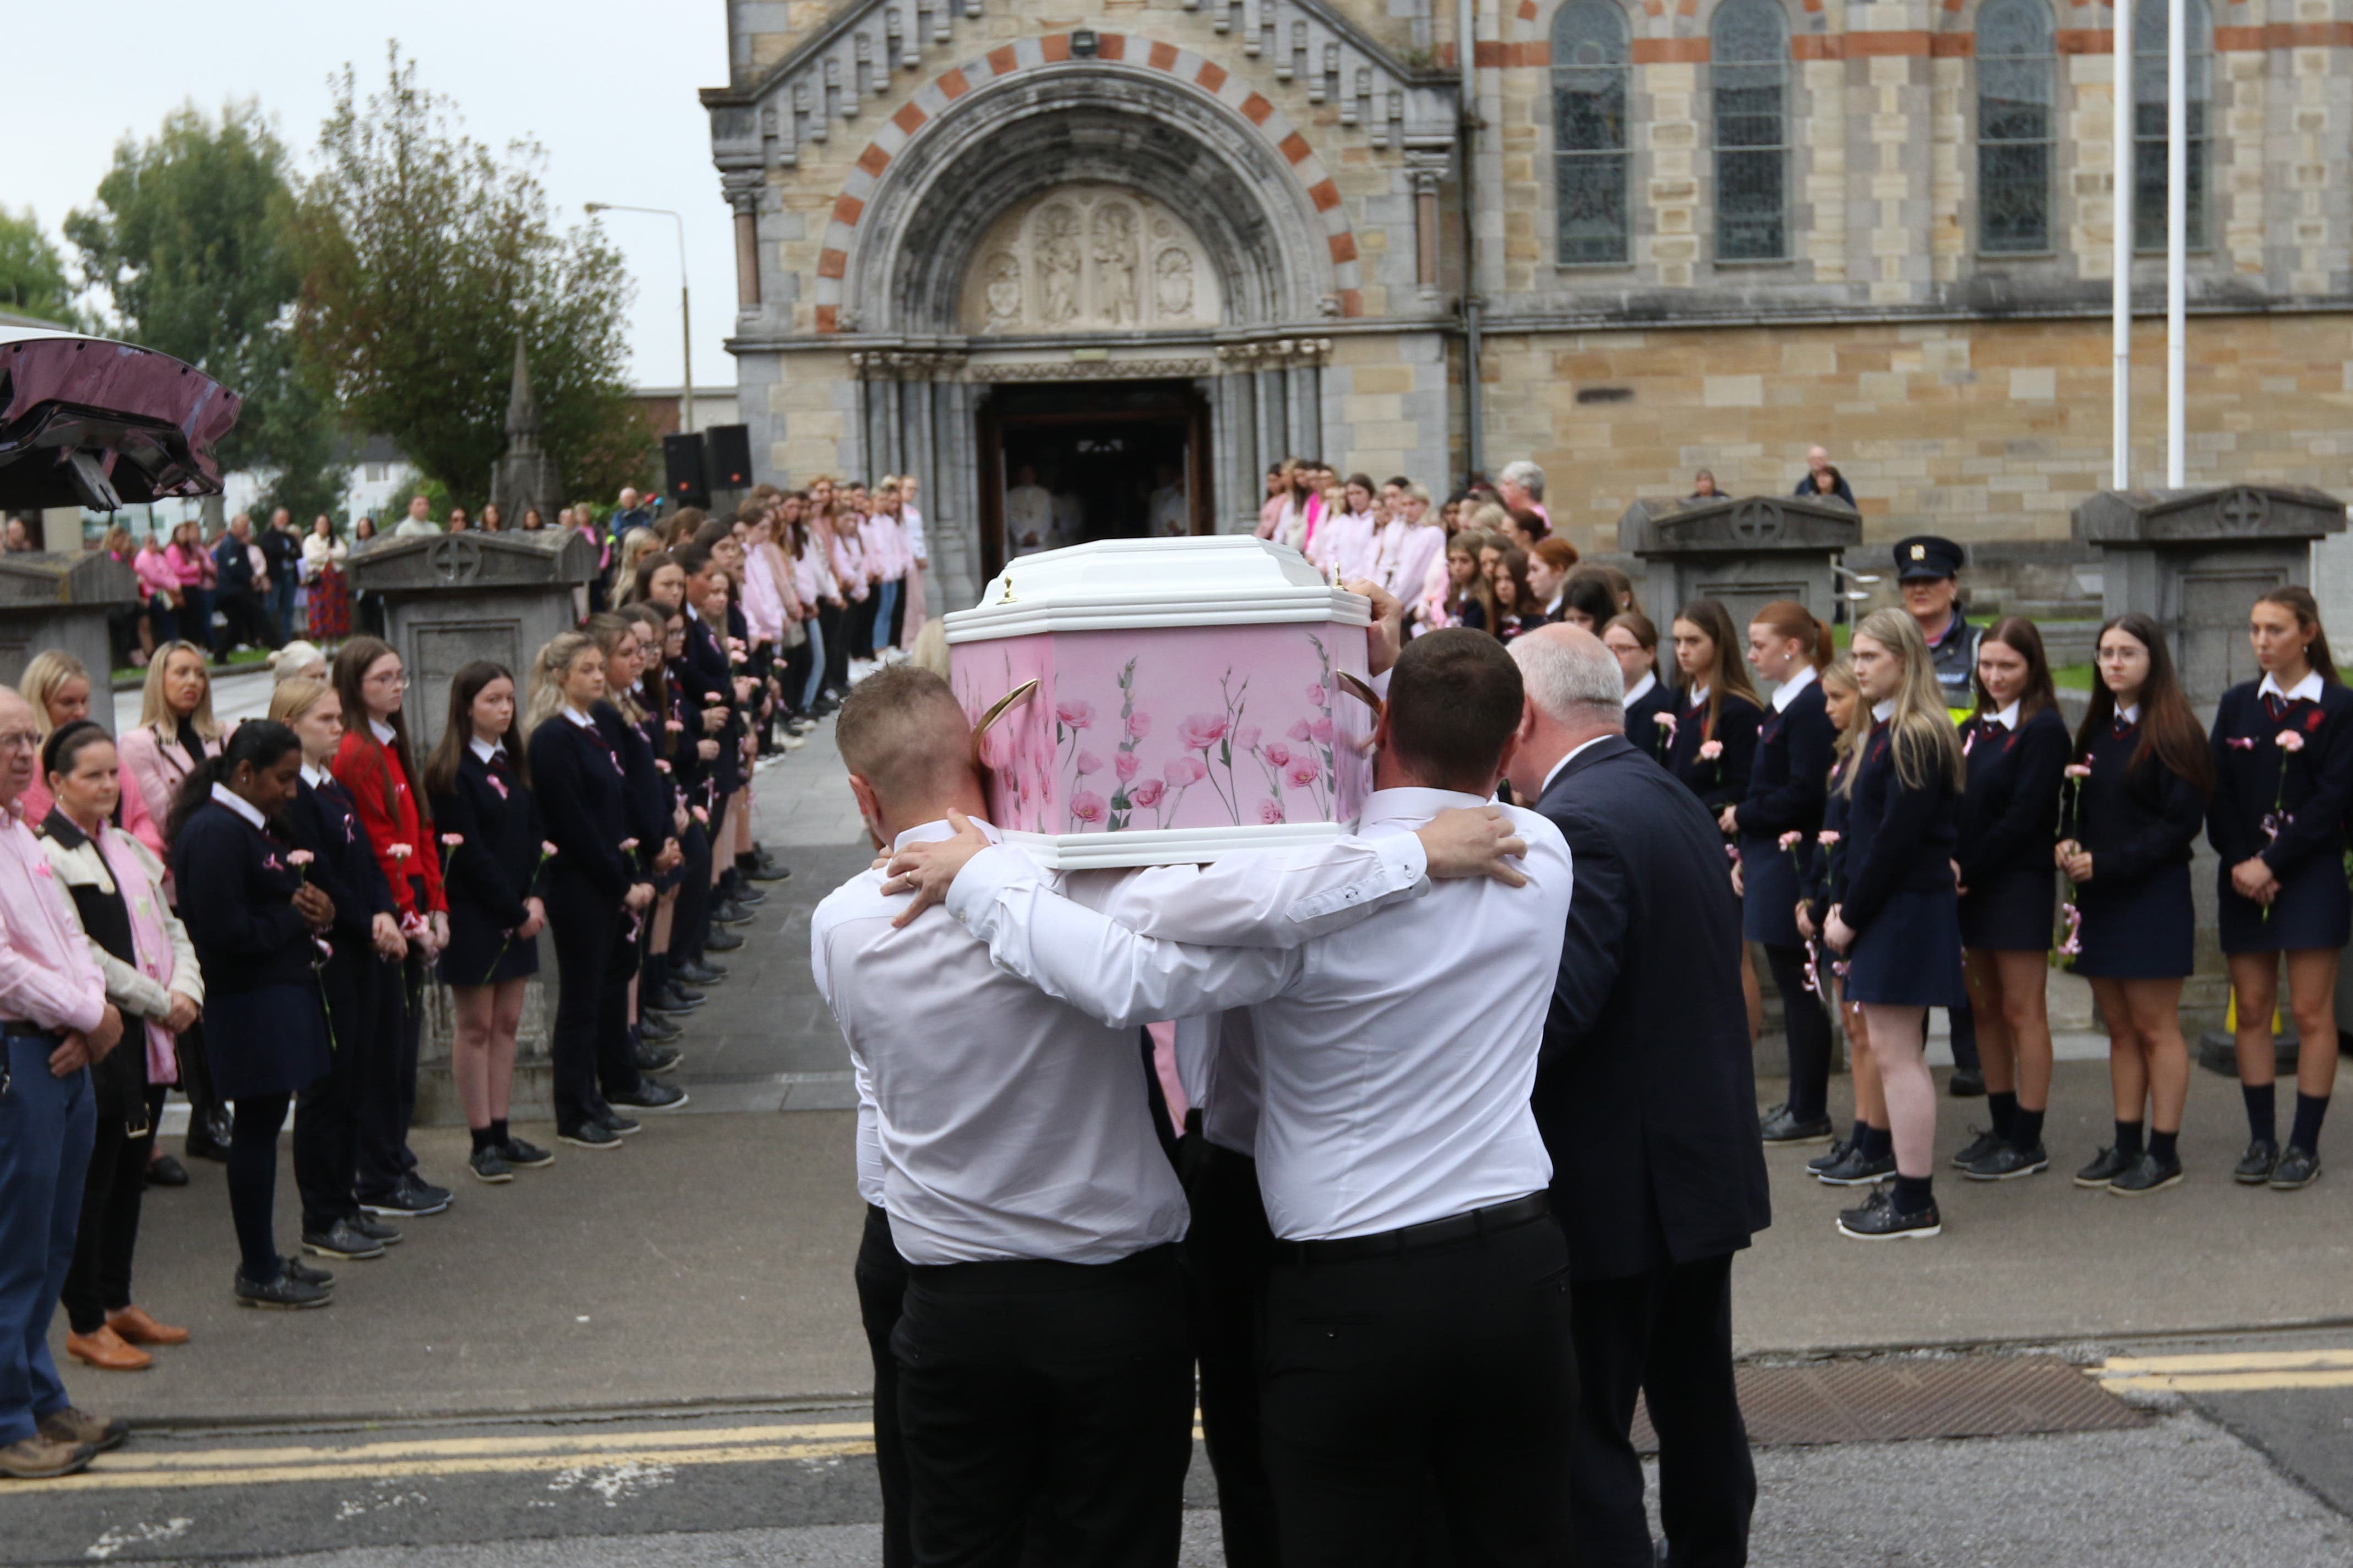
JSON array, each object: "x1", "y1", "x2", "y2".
[
  {"x1": 818, "y1": 602, "x2": 852, "y2": 696},
  {"x1": 355, "y1": 953, "x2": 420, "y2": 1200},
  {"x1": 1947, "y1": 995, "x2": 1980, "y2": 1073},
  {"x1": 592, "y1": 903, "x2": 644, "y2": 1105},
  {"x1": 1261, "y1": 1210, "x2": 1576, "y2": 1568},
  {"x1": 1180, "y1": 1136, "x2": 1281, "y2": 1568},
  {"x1": 547, "y1": 866, "x2": 622, "y2": 1134},
  {"x1": 228, "y1": 1094, "x2": 293, "y2": 1282},
  {"x1": 177, "y1": 1019, "x2": 222, "y2": 1154},
  {"x1": 894, "y1": 1244, "x2": 1194, "y2": 1568},
  {"x1": 62, "y1": 1084, "x2": 165, "y2": 1335},
  {"x1": 781, "y1": 637, "x2": 814, "y2": 718},
  {"x1": 856, "y1": 1204, "x2": 914, "y2": 1568},
  {"x1": 296, "y1": 947, "x2": 381, "y2": 1234},
  {"x1": 1567, "y1": 1252, "x2": 1755, "y2": 1568},
  {"x1": 1763, "y1": 943, "x2": 1834, "y2": 1121},
  {"x1": 849, "y1": 594, "x2": 879, "y2": 660}
]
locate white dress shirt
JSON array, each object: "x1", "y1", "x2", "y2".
[
  {"x1": 1769, "y1": 663, "x2": 1818, "y2": 713},
  {"x1": 813, "y1": 818, "x2": 1432, "y2": 1262},
  {"x1": 469, "y1": 736, "x2": 503, "y2": 764},
  {"x1": 947, "y1": 788, "x2": 1573, "y2": 1242},
  {"x1": 2261, "y1": 669, "x2": 2325, "y2": 706},
  {"x1": 368, "y1": 718, "x2": 397, "y2": 746}
]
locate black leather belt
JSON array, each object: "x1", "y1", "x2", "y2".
[{"x1": 1275, "y1": 1190, "x2": 1554, "y2": 1266}]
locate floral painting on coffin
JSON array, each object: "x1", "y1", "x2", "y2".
[{"x1": 952, "y1": 623, "x2": 1375, "y2": 838}]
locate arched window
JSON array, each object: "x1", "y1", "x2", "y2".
[
  {"x1": 1553, "y1": 0, "x2": 1632, "y2": 265},
  {"x1": 1976, "y1": 0, "x2": 2055, "y2": 253},
  {"x1": 1711, "y1": 0, "x2": 1789, "y2": 261},
  {"x1": 2132, "y1": 0, "x2": 2211, "y2": 250}
]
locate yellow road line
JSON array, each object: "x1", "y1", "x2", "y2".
[
  {"x1": 2100, "y1": 1369, "x2": 2353, "y2": 1395},
  {"x1": 85, "y1": 1422, "x2": 876, "y2": 1472},
  {"x1": 7, "y1": 1440, "x2": 878, "y2": 1496},
  {"x1": 2098, "y1": 1348, "x2": 2353, "y2": 1376}
]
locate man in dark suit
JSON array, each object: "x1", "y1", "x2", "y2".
[{"x1": 1504, "y1": 624, "x2": 1772, "y2": 1568}]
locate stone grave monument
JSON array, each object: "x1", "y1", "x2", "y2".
[
  {"x1": 1617, "y1": 494, "x2": 1863, "y2": 632},
  {"x1": 0, "y1": 550, "x2": 138, "y2": 728}
]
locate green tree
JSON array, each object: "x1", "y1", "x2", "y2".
[
  {"x1": 289, "y1": 46, "x2": 642, "y2": 505},
  {"x1": 64, "y1": 101, "x2": 346, "y2": 510},
  {"x1": 0, "y1": 206, "x2": 80, "y2": 325}
]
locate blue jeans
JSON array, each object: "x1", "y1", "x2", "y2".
[
  {"x1": 0, "y1": 1034, "x2": 94, "y2": 1443},
  {"x1": 269, "y1": 577, "x2": 297, "y2": 643},
  {"x1": 873, "y1": 580, "x2": 900, "y2": 651},
  {"x1": 800, "y1": 618, "x2": 827, "y2": 712}
]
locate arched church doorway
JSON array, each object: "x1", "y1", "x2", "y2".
[{"x1": 976, "y1": 380, "x2": 1213, "y2": 578}]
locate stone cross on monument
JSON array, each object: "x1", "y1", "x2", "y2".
[{"x1": 487, "y1": 338, "x2": 563, "y2": 527}]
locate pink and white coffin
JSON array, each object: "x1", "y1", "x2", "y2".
[{"x1": 944, "y1": 537, "x2": 1376, "y2": 869}]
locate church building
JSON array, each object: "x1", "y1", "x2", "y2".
[{"x1": 704, "y1": 0, "x2": 2353, "y2": 609}]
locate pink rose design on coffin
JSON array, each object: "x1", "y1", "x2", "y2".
[
  {"x1": 1287, "y1": 717, "x2": 1335, "y2": 745},
  {"x1": 1070, "y1": 790, "x2": 1108, "y2": 827},
  {"x1": 1057, "y1": 700, "x2": 1095, "y2": 729},
  {"x1": 1128, "y1": 778, "x2": 1166, "y2": 808},
  {"x1": 1076, "y1": 751, "x2": 1103, "y2": 775},
  {"x1": 1114, "y1": 751, "x2": 1140, "y2": 783},
  {"x1": 1305, "y1": 683, "x2": 1327, "y2": 707},
  {"x1": 1180, "y1": 714, "x2": 1229, "y2": 752},
  {"x1": 1259, "y1": 798, "x2": 1286, "y2": 825},
  {"x1": 1234, "y1": 725, "x2": 1261, "y2": 753},
  {"x1": 1163, "y1": 756, "x2": 1208, "y2": 788},
  {"x1": 1262, "y1": 742, "x2": 1292, "y2": 768},
  {"x1": 1127, "y1": 712, "x2": 1152, "y2": 740},
  {"x1": 1283, "y1": 757, "x2": 1322, "y2": 790}
]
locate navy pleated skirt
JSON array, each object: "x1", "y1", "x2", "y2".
[
  {"x1": 2074, "y1": 862, "x2": 2194, "y2": 979},
  {"x1": 1740, "y1": 834, "x2": 1807, "y2": 948},
  {"x1": 204, "y1": 980, "x2": 332, "y2": 1100},
  {"x1": 1844, "y1": 888, "x2": 1968, "y2": 1008},
  {"x1": 439, "y1": 902, "x2": 542, "y2": 988},
  {"x1": 2218, "y1": 854, "x2": 2353, "y2": 955},
  {"x1": 1960, "y1": 867, "x2": 2056, "y2": 953}
]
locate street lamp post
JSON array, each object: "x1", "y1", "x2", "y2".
[{"x1": 586, "y1": 202, "x2": 693, "y2": 437}]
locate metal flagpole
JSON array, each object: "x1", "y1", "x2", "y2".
[
  {"x1": 2111, "y1": 0, "x2": 2134, "y2": 488},
  {"x1": 2165, "y1": 0, "x2": 2186, "y2": 487}
]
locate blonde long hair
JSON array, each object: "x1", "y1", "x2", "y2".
[
  {"x1": 19, "y1": 650, "x2": 90, "y2": 737},
  {"x1": 525, "y1": 631, "x2": 599, "y2": 734},
  {"x1": 1844, "y1": 608, "x2": 1965, "y2": 796},
  {"x1": 137, "y1": 641, "x2": 222, "y2": 740}
]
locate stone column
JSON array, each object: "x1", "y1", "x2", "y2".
[
  {"x1": 1255, "y1": 362, "x2": 1286, "y2": 470},
  {"x1": 722, "y1": 170, "x2": 765, "y2": 310}
]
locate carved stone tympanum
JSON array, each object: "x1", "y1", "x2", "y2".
[{"x1": 962, "y1": 184, "x2": 1223, "y2": 334}]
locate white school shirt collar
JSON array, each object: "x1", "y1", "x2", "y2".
[
  {"x1": 300, "y1": 761, "x2": 327, "y2": 789},
  {"x1": 2118, "y1": 702, "x2": 2142, "y2": 725},
  {"x1": 1871, "y1": 698, "x2": 1896, "y2": 723},
  {"x1": 563, "y1": 705, "x2": 597, "y2": 729},
  {"x1": 1769, "y1": 663, "x2": 1818, "y2": 713},
  {"x1": 368, "y1": 718, "x2": 396, "y2": 745},
  {"x1": 469, "y1": 736, "x2": 503, "y2": 764},
  {"x1": 1625, "y1": 670, "x2": 1658, "y2": 707},
  {"x1": 210, "y1": 782, "x2": 267, "y2": 832},
  {"x1": 1687, "y1": 683, "x2": 1710, "y2": 707},
  {"x1": 1988, "y1": 699, "x2": 2022, "y2": 729},
  {"x1": 2261, "y1": 669, "x2": 2324, "y2": 705}
]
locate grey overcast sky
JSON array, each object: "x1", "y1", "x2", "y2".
[{"x1": 9, "y1": 0, "x2": 736, "y2": 396}]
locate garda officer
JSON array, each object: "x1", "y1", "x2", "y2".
[{"x1": 1892, "y1": 533, "x2": 1985, "y2": 1096}]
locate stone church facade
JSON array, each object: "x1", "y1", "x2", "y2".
[{"x1": 704, "y1": 0, "x2": 2353, "y2": 609}]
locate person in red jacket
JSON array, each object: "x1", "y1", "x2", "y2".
[{"x1": 329, "y1": 637, "x2": 453, "y2": 1220}]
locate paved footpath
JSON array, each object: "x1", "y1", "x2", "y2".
[{"x1": 13, "y1": 690, "x2": 2351, "y2": 1563}]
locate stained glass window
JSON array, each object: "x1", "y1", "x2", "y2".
[
  {"x1": 1554, "y1": 0, "x2": 1632, "y2": 264},
  {"x1": 1978, "y1": 0, "x2": 2054, "y2": 253},
  {"x1": 1712, "y1": 0, "x2": 1789, "y2": 261},
  {"x1": 2132, "y1": 0, "x2": 2210, "y2": 251}
]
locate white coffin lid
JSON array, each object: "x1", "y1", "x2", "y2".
[{"x1": 944, "y1": 536, "x2": 1371, "y2": 643}]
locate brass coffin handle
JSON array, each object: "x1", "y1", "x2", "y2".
[
  {"x1": 1336, "y1": 670, "x2": 1384, "y2": 721},
  {"x1": 970, "y1": 678, "x2": 1041, "y2": 763}
]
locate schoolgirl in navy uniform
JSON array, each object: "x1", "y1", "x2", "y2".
[
  {"x1": 2059, "y1": 612, "x2": 2211, "y2": 1196},
  {"x1": 1729, "y1": 601, "x2": 1839, "y2": 1145},
  {"x1": 1952, "y1": 618, "x2": 2071, "y2": 1182},
  {"x1": 1663, "y1": 599, "x2": 1763, "y2": 811},
  {"x1": 167, "y1": 722, "x2": 339, "y2": 1307},
  {"x1": 1603, "y1": 612, "x2": 1676, "y2": 764},
  {"x1": 619, "y1": 602, "x2": 700, "y2": 1030},
  {"x1": 2209, "y1": 586, "x2": 2353, "y2": 1190},
  {"x1": 1823, "y1": 610, "x2": 1967, "y2": 1241},
  {"x1": 421, "y1": 662, "x2": 559, "y2": 1183},
  {"x1": 584, "y1": 613, "x2": 688, "y2": 1099},
  {"x1": 1800, "y1": 661, "x2": 1894, "y2": 1188},
  {"x1": 525, "y1": 633, "x2": 658, "y2": 1150}
]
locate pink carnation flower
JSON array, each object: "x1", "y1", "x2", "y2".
[
  {"x1": 287, "y1": 849, "x2": 315, "y2": 867},
  {"x1": 1128, "y1": 778, "x2": 1165, "y2": 808},
  {"x1": 1817, "y1": 830, "x2": 1842, "y2": 846},
  {"x1": 1070, "y1": 790, "x2": 1108, "y2": 825},
  {"x1": 2063, "y1": 763, "x2": 2093, "y2": 779},
  {"x1": 2276, "y1": 730, "x2": 2307, "y2": 753},
  {"x1": 1698, "y1": 740, "x2": 1724, "y2": 761},
  {"x1": 543, "y1": 842, "x2": 560, "y2": 857},
  {"x1": 440, "y1": 833, "x2": 464, "y2": 848},
  {"x1": 619, "y1": 838, "x2": 640, "y2": 852},
  {"x1": 388, "y1": 844, "x2": 413, "y2": 861},
  {"x1": 1777, "y1": 831, "x2": 1803, "y2": 850}
]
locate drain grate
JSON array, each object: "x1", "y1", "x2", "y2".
[{"x1": 1631, "y1": 1356, "x2": 2146, "y2": 1451}]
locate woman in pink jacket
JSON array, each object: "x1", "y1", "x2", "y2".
[
  {"x1": 162, "y1": 521, "x2": 215, "y2": 657},
  {"x1": 134, "y1": 534, "x2": 182, "y2": 647},
  {"x1": 858, "y1": 496, "x2": 908, "y2": 657}
]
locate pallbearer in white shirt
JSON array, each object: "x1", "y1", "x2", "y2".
[
  {"x1": 813, "y1": 664, "x2": 1523, "y2": 1568},
  {"x1": 919, "y1": 631, "x2": 1578, "y2": 1568}
]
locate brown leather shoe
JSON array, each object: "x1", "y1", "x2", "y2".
[
  {"x1": 0, "y1": 1436, "x2": 92, "y2": 1480},
  {"x1": 105, "y1": 1306, "x2": 189, "y2": 1347},
  {"x1": 65, "y1": 1327, "x2": 152, "y2": 1373},
  {"x1": 38, "y1": 1407, "x2": 128, "y2": 1454}
]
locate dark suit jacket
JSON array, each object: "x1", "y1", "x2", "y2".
[{"x1": 1532, "y1": 733, "x2": 1772, "y2": 1281}]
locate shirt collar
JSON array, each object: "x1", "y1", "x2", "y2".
[
  {"x1": 368, "y1": 718, "x2": 396, "y2": 745},
  {"x1": 1770, "y1": 664, "x2": 1818, "y2": 712},
  {"x1": 300, "y1": 761, "x2": 327, "y2": 788},
  {"x1": 1871, "y1": 698, "x2": 1896, "y2": 723},
  {"x1": 210, "y1": 782, "x2": 267, "y2": 831},
  {"x1": 40, "y1": 807, "x2": 90, "y2": 850},
  {"x1": 2118, "y1": 702, "x2": 2142, "y2": 725},
  {"x1": 890, "y1": 816, "x2": 1004, "y2": 854},
  {"x1": 1358, "y1": 786, "x2": 1495, "y2": 829},
  {"x1": 563, "y1": 706, "x2": 596, "y2": 730},
  {"x1": 1539, "y1": 734, "x2": 1616, "y2": 798},
  {"x1": 1687, "y1": 683, "x2": 1710, "y2": 707},
  {"x1": 1990, "y1": 699, "x2": 2022, "y2": 729},
  {"x1": 469, "y1": 736, "x2": 503, "y2": 764},
  {"x1": 2260, "y1": 669, "x2": 2324, "y2": 705},
  {"x1": 1543, "y1": 591, "x2": 1564, "y2": 616},
  {"x1": 1625, "y1": 670, "x2": 1657, "y2": 706},
  {"x1": 685, "y1": 603, "x2": 702, "y2": 622}
]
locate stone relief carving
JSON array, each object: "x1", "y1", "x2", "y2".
[{"x1": 961, "y1": 184, "x2": 1222, "y2": 334}]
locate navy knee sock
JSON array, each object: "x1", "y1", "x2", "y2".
[
  {"x1": 2114, "y1": 1119, "x2": 2144, "y2": 1160},
  {"x1": 1987, "y1": 1090, "x2": 2018, "y2": 1141},
  {"x1": 1863, "y1": 1126, "x2": 1894, "y2": 1163},
  {"x1": 2290, "y1": 1092, "x2": 2330, "y2": 1153},
  {"x1": 2243, "y1": 1082, "x2": 2277, "y2": 1144},
  {"x1": 2012, "y1": 1106, "x2": 2045, "y2": 1149}
]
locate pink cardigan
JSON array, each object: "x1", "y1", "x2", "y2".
[
  {"x1": 134, "y1": 548, "x2": 179, "y2": 601},
  {"x1": 115, "y1": 722, "x2": 220, "y2": 866}
]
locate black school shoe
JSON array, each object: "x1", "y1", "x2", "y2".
[
  {"x1": 469, "y1": 1146, "x2": 514, "y2": 1184},
  {"x1": 704, "y1": 927, "x2": 747, "y2": 953},
  {"x1": 2109, "y1": 1151, "x2": 2185, "y2": 1196},
  {"x1": 711, "y1": 900, "x2": 756, "y2": 928},
  {"x1": 1963, "y1": 1142, "x2": 2049, "y2": 1181},
  {"x1": 1836, "y1": 1185, "x2": 1942, "y2": 1241},
  {"x1": 145, "y1": 1154, "x2": 190, "y2": 1188},
  {"x1": 1759, "y1": 1105, "x2": 1833, "y2": 1145},
  {"x1": 2073, "y1": 1145, "x2": 2135, "y2": 1188},
  {"x1": 2269, "y1": 1145, "x2": 2323, "y2": 1190},
  {"x1": 2233, "y1": 1138, "x2": 2280, "y2": 1184},
  {"x1": 350, "y1": 1212, "x2": 402, "y2": 1247},
  {"x1": 1807, "y1": 1137, "x2": 1853, "y2": 1173},
  {"x1": 235, "y1": 1271, "x2": 331, "y2": 1309},
  {"x1": 639, "y1": 1012, "x2": 683, "y2": 1044},
  {"x1": 1951, "y1": 1126, "x2": 2003, "y2": 1168},
  {"x1": 610, "y1": 1080, "x2": 689, "y2": 1112},
  {"x1": 502, "y1": 1137, "x2": 555, "y2": 1169},
  {"x1": 301, "y1": 1219, "x2": 386, "y2": 1261},
  {"x1": 596, "y1": 1109, "x2": 642, "y2": 1137},
  {"x1": 1814, "y1": 1144, "x2": 1896, "y2": 1187},
  {"x1": 559, "y1": 1122, "x2": 623, "y2": 1150},
  {"x1": 1947, "y1": 1068, "x2": 1987, "y2": 1098}
]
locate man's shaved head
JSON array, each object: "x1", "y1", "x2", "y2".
[{"x1": 836, "y1": 666, "x2": 977, "y2": 813}]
